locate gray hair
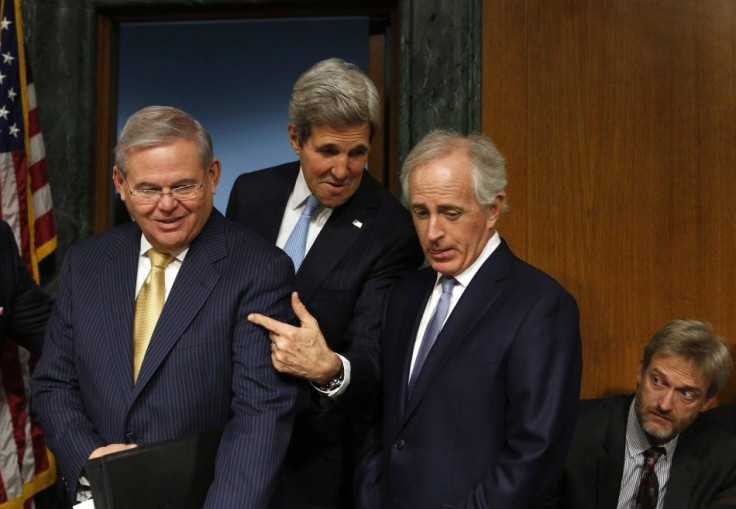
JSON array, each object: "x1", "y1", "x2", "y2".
[
  {"x1": 642, "y1": 319, "x2": 733, "y2": 398},
  {"x1": 288, "y1": 58, "x2": 381, "y2": 143},
  {"x1": 114, "y1": 105, "x2": 214, "y2": 175},
  {"x1": 400, "y1": 130, "x2": 508, "y2": 211}
]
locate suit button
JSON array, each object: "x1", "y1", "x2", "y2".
[
  {"x1": 125, "y1": 431, "x2": 137, "y2": 444},
  {"x1": 394, "y1": 438, "x2": 406, "y2": 449}
]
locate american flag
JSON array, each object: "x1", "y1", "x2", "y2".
[{"x1": 0, "y1": 0, "x2": 57, "y2": 506}]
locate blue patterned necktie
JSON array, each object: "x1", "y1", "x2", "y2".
[
  {"x1": 635, "y1": 446, "x2": 666, "y2": 509},
  {"x1": 408, "y1": 275, "x2": 456, "y2": 395},
  {"x1": 282, "y1": 194, "x2": 319, "y2": 271}
]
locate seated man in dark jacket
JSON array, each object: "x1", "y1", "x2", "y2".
[{"x1": 550, "y1": 319, "x2": 736, "y2": 509}]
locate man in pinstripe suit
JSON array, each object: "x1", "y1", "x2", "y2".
[
  {"x1": 31, "y1": 106, "x2": 298, "y2": 509},
  {"x1": 550, "y1": 319, "x2": 736, "y2": 509}
]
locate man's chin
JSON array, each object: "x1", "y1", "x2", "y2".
[{"x1": 642, "y1": 421, "x2": 675, "y2": 444}]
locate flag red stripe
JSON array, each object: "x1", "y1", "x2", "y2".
[
  {"x1": 1, "y1": 343, "x2": 29, "y2": 485},
  {"x1": 28, "y1": 158, "x2": 46, "y2": 194},
  {"x1": 10, "y1": 152, "x2": 31, "y2": 268},
  {"x1": 27, "y1": 108, "x2": 40, "y2": 138}
]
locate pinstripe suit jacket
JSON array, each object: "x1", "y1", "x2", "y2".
[
  {"x1": 0, "y1": 220, "x2": 53, "y2": 355},
  {"x1": 227, "y1": 162, "x2": 423, "y2": 506},
  {"x1": 30, "y1": 211, "x2": 299, "y2": 508}
]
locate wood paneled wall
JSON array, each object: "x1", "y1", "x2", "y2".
[{"x1": 482, "y1": 0, "x2": 736, "y2": 402}]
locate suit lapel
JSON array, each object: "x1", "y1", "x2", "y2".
[
  {"x1": 596, "y1": 398, "x2": 630, "y2": 509},
  {"x1": 393, "y1": 270, "x2": 435, "y2": 418},
  {"x1": 663, "y1": 428, "x2": 698, "y2": 509},
  {"x1": 296, "y1": 171, "x2": 380, "y2": 302},
  {"x1": 260, "y1": 163, "x2": 299, "y2": 243},
  {"x1": 100, "y1": 223, "x2": 142, "y2": 399},
  {"x1": 132, "y1": 213, "x2": 226, "y2": 398},
  {"x1": 401, "y1": 242, "x2": 514, "y2": 421}
]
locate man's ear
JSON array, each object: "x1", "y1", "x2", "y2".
[
  {"x1": 701, "y1": 394, "x2": 718, "y2": 413},
  {"x1": 287, "y1": 124, "x2": 301, "y2": 154},
  {"x1": 207, "y1": 158, "x2": 222, "y2": 193},
  {"x1": 484, "y1": 193, "x2": 506, "y2": 231},
  {"x1": 113, "y1": 166, "x2": 126, "y2": 201}
]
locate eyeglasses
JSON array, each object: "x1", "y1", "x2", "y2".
[{"x1": 125, "y1": 172, "x2": 206, "y2": 204}]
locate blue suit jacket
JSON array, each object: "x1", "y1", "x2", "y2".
[
  {"x1": 0, "y1": 220, "x2": 53, "y2": 355},
  {"x1": 30, "y1": 211, "x2": 298, "y2": 508},
  {"x1": 227, "y1": 162, "x2": 423, "y2": 506},
  {"x1": 378, "y1": 240, "x2": 582, "y2": 509}
]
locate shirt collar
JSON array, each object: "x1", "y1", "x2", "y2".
[
  {"x1": 434, "y1": 231, "x2": 501, "y2": 289},
  {"x1": 138, "y1": 235, "x2": 188, "y2": 263}
]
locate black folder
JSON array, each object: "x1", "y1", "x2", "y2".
[{"x1": 85, "y1": 429, "x2": 222, "y2": 509}]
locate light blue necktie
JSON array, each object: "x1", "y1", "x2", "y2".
[
  {"x1": 408, "y1": 275, "x2": 456, "y2": 395},
  {"x1": 282, "y1": 194, "x2": 319, "y2": 271}
]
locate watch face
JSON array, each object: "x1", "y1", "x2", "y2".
[{"x1": 316, "y1": 367, "x2": 344, "y2": 392}]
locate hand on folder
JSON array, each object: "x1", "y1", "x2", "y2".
[
  {"x1": 89, "y1": 443, "x2": 137, "y2": 460},
  {"x1": 85, "y1": 430, "x2": 221, "y2": 509}
]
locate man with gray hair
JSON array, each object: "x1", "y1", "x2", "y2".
[
  {"x1": 550, "y1": 318, "x2": 736, "y2": 508},
  {"x1": 31, "y1": 105, "x2": 298, "y2": 508},
  {"x1": 369, "y1": 130, "x2": 582, "y2": 508},
  {"x1": 227, "y1": 59, "x2": 422, "y2": 507}
]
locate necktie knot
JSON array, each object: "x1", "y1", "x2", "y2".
[
  {"x1": 440, "y1": 275, "x2": 456, "y2": 294},
  {"x1": 302, "y1": 194, "x2": 320, "y2": 217},
  {"x1": 148, "y1": 249, "x2": 173, "y2": 269},
  {"x1": 644, "y1": 446, "x2": 665, "y2": 467}
]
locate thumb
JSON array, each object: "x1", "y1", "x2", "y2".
[{"x1": 291, "y1": 292, "x2": 319, "y2": 329}]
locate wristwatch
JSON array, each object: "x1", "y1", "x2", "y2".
[{"x1": 314, "y1": 366, "x2": 344, "y2": 392}]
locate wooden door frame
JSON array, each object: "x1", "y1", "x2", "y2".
[{"x1": 93, "y1": 3, "x2": 399, "y2": 232}]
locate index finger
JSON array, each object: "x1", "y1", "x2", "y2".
[{"x1": 248, "y1": 312, "x2": 297, "y2": 336}]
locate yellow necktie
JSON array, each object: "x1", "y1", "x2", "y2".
[{"x1": 132, "y1": 249, "x2": 173, "y2": 382}]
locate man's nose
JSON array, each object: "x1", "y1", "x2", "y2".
[
  {"x1": 156, "y1": 192, "x2": 178, "y2": 210},
  {"x1": 658, "y1": 390, "x2": 675, "y2": 411},
  {"x1": 426, "y1": 217, "x2": 443, "y2": 241},
  {"x1": 331, "y1": 154, "x2": 349, "y2": 179}
]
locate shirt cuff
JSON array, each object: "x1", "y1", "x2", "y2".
[
  {"x1": 311, "y1": 354, "x2": 351, "y2": 398},
  {"x1": 76, "y1": 474, "x2": 92, "y2": 502}
]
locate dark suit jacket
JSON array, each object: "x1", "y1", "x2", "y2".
[
  {"x1": 30, "y1": 211, "x2": 298, "y2": 509},
  {"x1": 0, "y1": 220, "x2": 53, "y2": 355},
  {"x1": 378, "y1": 240, "x2": 582, "y2": 509},
  {"x1": 703, "y1": 402, "x2": 736, "y2": 437},
  {"x1": 227, "y1": 162, "x2": 423, "y2": 507},
  {"x1": 551, "y1": 394, "x2": 736, "y2": 509}
]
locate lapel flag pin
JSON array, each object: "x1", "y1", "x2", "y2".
[{"x1": 352, "y1": 219, "x2": 363, "y2": 229}]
